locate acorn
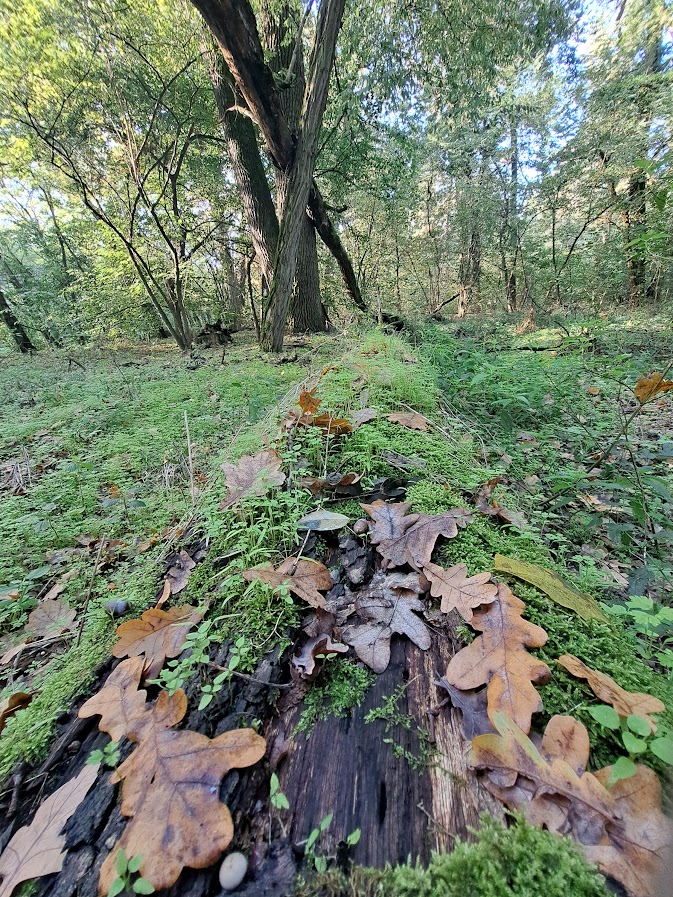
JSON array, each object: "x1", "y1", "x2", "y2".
[
  {"x1": 104, "y1": 599, "x2": 128, "y2": 617},
  {"x1": 353, "y1": 518, "x2": 369, "y2": 535}
]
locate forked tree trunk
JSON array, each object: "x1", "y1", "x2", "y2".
[
  {"x1": 0, "y1": 287, "x2": 36, "y2": 353},
  {"x1": 165, "y1": 276, "x2": 192, "y2": 350}
]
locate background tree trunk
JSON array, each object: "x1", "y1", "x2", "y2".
[{"x1": 0, "y1": 287, "x2": 36, "y2": 353}]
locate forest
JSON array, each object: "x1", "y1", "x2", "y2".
[{"x1": 0, "y1": 2, "x2": 672, "y2": 897}]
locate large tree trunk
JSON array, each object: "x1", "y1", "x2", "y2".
[
  {"x1": 192, "y1": 0, "x2": 366, "y2": 324},
  {"x1": 262, "y1": 2, "x2": 327, "y2": 333},
  {"x1": 0, "y1": 287, "x2": 36, "y2": 353},
  {"x1": 165, "y1": 276, "x2": 192, "y2": 350}
]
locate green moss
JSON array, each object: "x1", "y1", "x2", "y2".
[
  {"x1": 295, "y1": 659, "x2": 374, "y2": 736},
  {"x1": 299, "y1": 814, "x2": 609, "y2": 897}
]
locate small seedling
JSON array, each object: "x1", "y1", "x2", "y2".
[
  {"x1": 107, "y1": 848, "x2": 155, "y2": 896},
  {"x1": 270, "y1": 772, "x2": 290, "y2": 810},
  {"x1": 587, "y1": 705, "x2": 673, "y2": 783},
  {"x1": 87, "y1": 739, "x2": 121, "y2": 768}
]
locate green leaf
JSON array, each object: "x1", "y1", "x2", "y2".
[
  {"x1": 306, "y1": 828, "x2": 320, "y2": 851},
  {"x1": 650, "y1": 735, "x2": 673, "y2": 765},
  {"x1": 626, "y1": 715, "x2": 651, "y2": 737},
  {"x1": 273, "y1": 792, "x2": 290, "y2": 810},
  {"x1": 314, "y1": 856, "x2": 328, "y2": 873},
  {"x1": 588, "y1": 704, "x2": 621, "y2": 730},
  {"x1": 127, "y1": 855, "x2": 143, "y2": 874},
  {"x1": 107, "y1": 878, "x2": 126, "y2": 897},
  {"x1": 621, "y1": 731, "x2": 647, "y2": 754},
  {"x1": 270, "y1": 773, "x2": 280, "y2": 795},
  {"x1": 197, "y1": 693, "x2": 213, "y2": 711},
  {"x1": 346, "y1": 828, "x2": 361, "y2": 846},
  {"x1": 320, "y1": 812, "x2": 333, "y2": 832},
  {"x1": 132, "y1": 879, "x2": 155, "y2": 894},
  {"x1": 608, "y1": 756, "x2": 637, "y2": 787},
  {"x1": 115, "y1": 847, "x2": 128, "y2": 876}
]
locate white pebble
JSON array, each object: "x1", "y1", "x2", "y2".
[{"x1": 219, "y1": 852, "x2": 247, "y2": 891}]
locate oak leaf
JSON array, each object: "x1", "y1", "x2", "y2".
[
  {"x1": 0, "y1": 763, "x2": 99, "y2": 897},
  {"x1": 290, "y1": 634, "x2": 349, "y2": 681},
  {"x1": 634, "y1": 372, "x2": 673, "y2": 404},
  {"x1": 352, "y1": 408, "x2": 377, "y2": 427},
  {"x1": 584, "y1": 765, "x2": 673, "y2": 897},
  {"x1": 242, "y1": 557, "x2": 332, "y2": 608},
  {"x1": 0, "y1": 692, "x2": 32, "y2": 735},
  {"x1": 78, "y1": 657, "x2": 152, "y2": 740},
  {"x1": 298, "y1": 387, "x2": 321, "y2": 414},
  {"x1": 387, "y1": 411, "x2": 428, "y2": 431},
  {"x1": 112, "y1": 605, "x2": 203, "y2": 680},
  {"x1": 220, "y1": 450, "x2": 286, "y2": 510},
  {"x1": 435, "y1": 678, "x2": 493, "y2": 741},
  {"x1": 362, "y1": 500, "x2": 472, "y2": 570},
  {"x1": 475, "y1": 477, "x2": 527, "y2": 530},
  {"x1": 557, "y1": 654, "x2": 665, "y2": 732},
  {"x1": 308, "y1": 413, "x2": 353, "y2": 435},
  {"x1": 445, "y1": 583, "x2": 550, "y2": 733},
  {"x1": 424, "y1": 561, "x2": 497, "y2": 621},
  {"x1": 342, "y1": 571, "x2": 431, "y2": 672}
]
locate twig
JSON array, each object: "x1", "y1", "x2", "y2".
[
  {"x1": 207, "y1": 662, "x2": 293, "y2": 689},
  {"x1": 76, "y1": 536, "x2": 106, "y2": 646}
]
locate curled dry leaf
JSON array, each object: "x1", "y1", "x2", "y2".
[
  {"x1": 494, "y1": 555, "x2": 609, "y2": 624},
  {"x1": 362, "y1": 500, "x2": 471, "y2": 570},
  {"x1": 471, "y1": 713, "x2": 673, "y2": 897},
  {"x1": 342, "y1": 571, "x2": 431, "y2": 673},
  {"x1": 0, "y1": 692, "x2": 32, "y2": 735},
  {"x1": 290, "y1": 634, "x2": 349, "y2": 680},
  {"x1": 445, "y1": 583, "x2": 551, "y2": 734},
  {"x1": 298, "y1": 387, "x2": 321, "y2": 414},
  {"x1": 386, "y1": 411, "x2": 428, "y2": 431},
  {"x1": 0, "y1": 762, "x2": 99, "y2": 897},
  {"x1": 475, "y1": 477, "x2": 527, "y2": 530},
  {"x1": 80, "y1": 659, "x2": 266, "y2": 894},
  {"x1": 424, "y1": 561, "x2": 497, "y2": 621},
  {"x1": 242, "y1": 557, "x2": 332, "y2": 609},
  {"x1": 633, "y1": 372, "x2": 673, "y2": 404},
  {"x1": 557, "y1": 653, "x2": 665, "y2": 732},
  {"x1": 307, "y1": 413, "x2": 353, "y2": 436},
  {"x1": 435, "y1": 678, "x2": 493, "y2": 741},
  {"x1": 112, "y1": 605, "x2": 204, "y2": 680},
  {"x1": 220, "y1": 449, "x2": 286, "y2": 510},
  {"x1": 300, "y1": 471, "x2": 362, "y2": 497},
  {"x1": 166, "y1": 549, "x2": 196, "y2": 594}
]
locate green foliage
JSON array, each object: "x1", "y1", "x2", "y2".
[
  {"x1": 295, "y1": 660, "x2": 374, "y2": 736},
  {"x1": 107, "y1": 849, "x2": 154, "y2": 897},
  {"x1": 87, "y1": 739, "x2": 121, "y2": 769}
]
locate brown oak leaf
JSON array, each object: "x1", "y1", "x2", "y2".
[
  {"x1": 342, "y1": 571, "x2": 431, "y2": 672},
  {"x1": 634, "y1": 372, "x2": 673, "y2": 404},
  {"x1": 445, "y1": 583, "x2": 550, "y2": 733},
  {"x1": 298, "y1": 387, "x2": 321, "y2": 414},
  {"x1": 557, "y1": 654, "x2": 665, "y2": 732},
  {"x1": 307, "y1": 413, "x2": 353, "y2": 435},
  {"x1": 362, "y1": 501, "x2": 471, "y2": 570},
  {"x1": 435, "y1": 678, "x2": 493, "y2": 741},
  {"x1": 83, "y1": 670, "x2": 266, "y2": 894},
  {"x1": 0, "y1": 763, "x2": 99, "y2": 897},
  {"x1": 242, "y1": 557, "x2": 332, "y2": 608},
  {"x1": 166, "y1": 549, "x2": 196, "y2": 594},
  {"x1": 290, "y1": 634, "x2": 349, "y2": 681},
  {"x1": 0, "y1": 692, "x2": 32, "y2": 735},
  {"x1": 111, "y1": 605, "x2": 203, "y2": 680},
  {"x1": 220, "y1": 449, "x2": 286, "y2": 510},
  {"x1": 386, "y1": 411, "x2": 429, "y2": 431},
  {"x1": 424, "y1": 562, "x2": 497, "y2": 621},
  {"x1": 78, "y1": 657, "x2": 152, "y2": 740},
  {"x1": 475, "y1": 477, "x2": 527, "y2": 529}
]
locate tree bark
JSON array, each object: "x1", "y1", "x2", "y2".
[
  {"x1": 505, "y1": 113, "x2": 518, "y2": 313},
  {"x1": 457, "y1": 229, "x2": 480, "y2": 318},
  {"x1": 0, "y1": 287, "x2": 36, "y2": 353}
]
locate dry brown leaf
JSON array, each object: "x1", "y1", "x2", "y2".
[
  {"x1": 584, "y1": 765, "x2": 673, "y2": 897},
  {"x1": 81, "y1": 665, "x2": 266, "y2": 894},
  {"x1": 308, "y1": 413, "x2": 353, "y2": 435},
  {"x1": 362, "y1": 500, "x2": 472, "y2": 570},
  {"x1": 435, "y1": 678, "x2": 493, "y2": 741},
  {"x1": 475, "y1": 477, "x2": 527, "y2": 530},
  {"x1": 0, "y1": 692, "x2": 32, "y2": 734},
  {"x1": 157, "y1": 579, "x2": 171, "y2": 607},
  {"x1": 112, "y1": 605, "x2": 203, "y2": 680},
  {"x1": 79, "y1": 657, "x2": 152, "y2": 740},
  {"x1": 242, "y1": 557, "x2": 332, "y2": 609},
  {"x1": 301, "y1": 471, "x2": 362, "y2": 496},
  {"x1": 290, "y1": 634, "x2": 349, "y2": 681},
  {"x1": 298, "y1": 387, "x2": 321, "y2": 414},
  {"x1": 342, "y1": 571, "x2": 431, "y2": 673},
  {"x1": 26, "y1": 598, "x2": 76, "y2": 638},
  {"x1": 43, "y1": 580, "x2": 66, "y2": 601},
  {"x1": 386, "y1": 411, "x2": 428, "y2": 431},
  {"x1": 557, "y1": 654, "x2": 665, "y2": 732},
  {"x1": 424, "y1": 561, "x2": 497, "y2": 621},
  {"x1": 634, "y1": 372, "x2": 673, "y2": 404},
  {"x1": 166, "y1": 549, "x2": 196, "y2": 594},
  {"x1": 445, "y1": 583, "x2": 550, "y2": 733},
  {"x1": 0, "y1": 762, "x2": 99, "y2": 897},
  {"x1": 220, "y1": 449, "x2": 286, "y2": 510},
  {"x1": 352, "y1": 408, "x2": 377, "y2": 427}
]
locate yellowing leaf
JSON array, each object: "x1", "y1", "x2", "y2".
[
  {"x1": 0, "y1": 763, "x2": 99, "y2": 897},
  {"x1": 493, "y1": 554, "x2": 609, "y2": 623},
  {"x1": 634, "y1": 372, "x2": 673, "y2": 404},
  {"x1": 445, "y1": 583, "x2": 550, "y2": 733}
]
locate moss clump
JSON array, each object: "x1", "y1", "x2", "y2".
[
  {"x1": 299, "y1": 814, "x2": 609, "y2": 897},
  {"x1": 295, "y1": 659, "x2": 374, "y2": 736}
]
